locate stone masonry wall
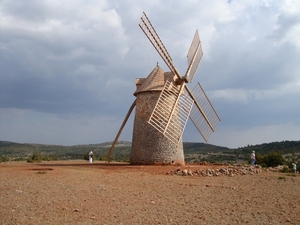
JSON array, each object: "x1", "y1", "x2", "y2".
[{"x1": 130, "y1": 91, "x2": 184, "y2": 164}]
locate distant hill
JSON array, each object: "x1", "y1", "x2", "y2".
[
  {"x1": 183, "y1": 140, "x2": 300, "y2": 163},
  {"x1": 0, "y1": 141, "x2": 132, "y2": 161},
  {"x1": 233, "y1": 140, "x2": 300, "y2": 155},
  {"x1": 1, "y1": 140, "x2": 299, "y2": 163}
]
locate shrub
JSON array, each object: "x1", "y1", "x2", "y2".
[
  {"x1": 99, "y1": 155, "x2": 106, "y2": 161},
  {"x1": 260, "y1": 162, "x2": 267, "y2": 168},
  {"x1": 255, "y1": 153, "x2": 264, "y2": 165},
  {"x1": 285, "y1": 153, "x2": 300, "y2": 173},
  {"x1": 27, "y1": 152, "x2": 42, "y2": 163},
  {"x1": 281, "y1": 166, "x2": 290, "y2": 173},
  {"x1": 0, "y1": 155, "x2": 10, "y2": 163},
  {"x1": 263, "y1": 151, "x2": 285, "y2": 167}
]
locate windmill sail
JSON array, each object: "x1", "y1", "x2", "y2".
[
  {"x1": 185, "y1": 30, "x2": 203, "y2": 83},
  {"x1": 139, "y1": 12, "x2": 182, "y2": 80},
  {"x1": 189, "y1": 83, "x2": 221, "y2": 142},
  {"x1": 140, "y1": 12, "x2": 220, "y2": 144},
  {"x1": 148, "y1": 80, "x2": 194, "y2": 145}
]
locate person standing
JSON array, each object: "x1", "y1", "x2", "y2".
[
  {"x1": 89, "y1": 151, "x2": 93, "y2": 163},
  {"x1": 292, "y1": 163, "x2": 297, "y2": 173},
  {"x1": 251, "y1": 151, "x2": 256, "y2": 166}
]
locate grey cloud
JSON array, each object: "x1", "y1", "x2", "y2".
[
  {"x1": 271, "y1": 13, "x2": 300, "y2": 40},
  {"x1": 1, "y1": 0, "x2": 299, "y2": 147}
]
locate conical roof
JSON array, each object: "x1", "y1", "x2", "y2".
[{"x1": 134, "y1": 66, "x2": 165, "y2": 96}]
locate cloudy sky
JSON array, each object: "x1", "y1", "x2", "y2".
[{"x1": 1, "y1": 0, "x2": 299, "y2": 148}]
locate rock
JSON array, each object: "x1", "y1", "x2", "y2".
[
  {"x1": 182, "y1": 169, "x2": 188, "y2": 176},
  {"x1": 219, "y1": 168, "x2": 227, "y2": 174},
  {"x1": 206, "y1": 169, "x2": 212, "y2": 175}
]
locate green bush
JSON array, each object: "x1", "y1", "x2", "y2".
[
  {"x1": 285, "y1": 153, "x2": 300, "y2": 173},
  {"x1": 260, "y1": 162, "x2": 267, "y2": 168},
  {"x1": 253, "y1": 151, "x2": 286, "y2": 167},
  {"x1": 99, "y1": 155, "x2": 106, "y2": 161},
  {"x1": 0, "y1": 155, "x2": 9, "y2": 162},
  {"x1": 263, "y1": 151, "x2": 285, "y2": 167},
  {"x1": 281, "y1": 166, "x2": 290, "y2": 173},
  {"x1": 255, "y1": 153, "x2": 264, "y2": 165},
  {"x1": 27, "y1": 152, "x2": 42, "y2": 163}
]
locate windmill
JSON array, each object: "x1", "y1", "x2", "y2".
[{"x1": 106, "y1": 12, "x2": 220, "y2": 165}]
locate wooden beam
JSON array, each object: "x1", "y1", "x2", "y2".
[{"x1": 105, "y1": 99, "x2": 136, "y2": 161}]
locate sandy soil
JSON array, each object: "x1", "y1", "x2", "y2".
[{"x1": 0, "y1": 161, "x2": 299, "y2": 225}]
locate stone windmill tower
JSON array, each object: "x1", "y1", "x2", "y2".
[
  {"x1": 106, "y1": 12, "x2": 220, "y2": 165},
  {"x1": 130, "y1": 66, "x2": 185, "y2": 164}
]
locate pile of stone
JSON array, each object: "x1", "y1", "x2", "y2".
[
  {"x1": 167, "y1": 165, "x2": 262, "y2": 177},
  {"x1": 266, "y1": 165, "x2": 288, "y2": 172}
]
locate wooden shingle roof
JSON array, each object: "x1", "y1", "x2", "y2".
[{"x1": 134, "y1": 66, "x2": 165, "y2": 96}]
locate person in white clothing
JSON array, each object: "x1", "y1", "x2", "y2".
[
  {"x1": 251, "y1": 151, "x2": 256, "y2": 166},
  {"x1": 89, "y1": 151, "x2": 93, "y2": 163},
  {"x1": 292, "y1": 163, "x2": 297, "y2": 173}
]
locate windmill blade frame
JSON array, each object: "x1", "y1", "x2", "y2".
[
  {"x1": 139, "y1": 12, "x2": 182, "y2": 81},
  {"x1": 148, "y1": 80, "x2": 194, "y2": 145},
  {"x1": 189, "y1": 83, "x2": 221, "y2": 142},
  {"x1": 185, "y1": 29, "x2": 203, "y2": 83}
]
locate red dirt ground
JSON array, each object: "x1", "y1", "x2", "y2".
[{"x1": 1, "y1": 161, "x2": 299, "y2": 224}]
